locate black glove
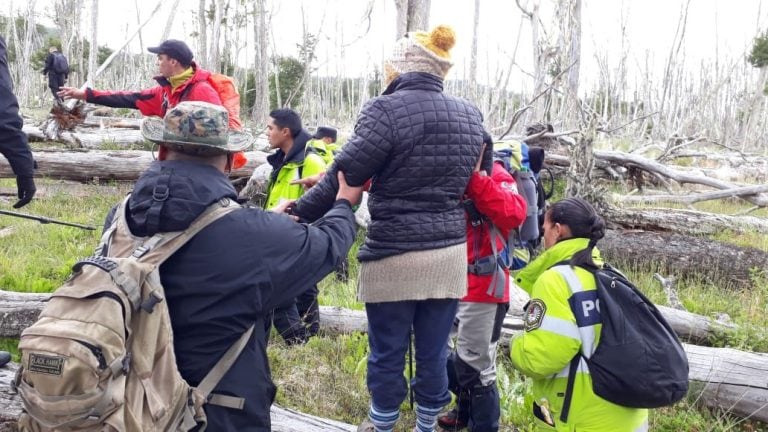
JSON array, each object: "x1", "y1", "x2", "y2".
[{"x1": 13, "y1": 175, "x2": 36, "y2": 208}]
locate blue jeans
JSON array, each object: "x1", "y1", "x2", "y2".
[{"x1": 365, "y1": 299, "x2": 459, "y2": 411}]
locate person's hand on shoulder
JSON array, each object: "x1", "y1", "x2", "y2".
[
  {"x1": 335, "y1": 171, "x2": 363, "y2": 206},
  {"x1": 57, "y1": 87, "x2": 85, "y2": 100}
]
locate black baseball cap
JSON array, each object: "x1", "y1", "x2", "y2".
[
  {"x1": 313, "y1": 126, "x2": 337, "y2": 142},
  {"x1": 147, "y1": 39, "x2": 194, "y2": 65}
]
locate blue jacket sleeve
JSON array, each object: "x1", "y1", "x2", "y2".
[{"x1": 249, "y1": 199, "x2": 357, "y2": 311}]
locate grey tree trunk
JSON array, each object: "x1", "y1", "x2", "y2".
[
  {"x1": 208, "y1": 0, "x2": 223, "y2": 72},
  {"x1": 559, "y1": 0, "x2": 581, "y2": 127},
  {"x1": 197, "y1": 0, "x2": 208, "y2": 69},
  {"x1": 251, "y1": 0, "x2": 269, "y2": 124},
  {"x1": 394, "y1": 0, "x2": 431, "y2": 38},
  {"x1": 87, "y1": 0, "x2": 98, "y2": 84},
  {"x1": 469, "y1": 0, "x2": 480, "y2": 102},
  {"x1": 161, "y1": 0, "x2": 182, "y2": 41}
]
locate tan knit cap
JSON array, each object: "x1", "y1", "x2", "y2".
[{"x1": 385, "y1": 25, "x2": 456, "y2": 85}]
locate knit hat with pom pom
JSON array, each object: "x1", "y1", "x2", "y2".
[{"x1": 385, "y1": 25, "x2": 456, "y2": 84}]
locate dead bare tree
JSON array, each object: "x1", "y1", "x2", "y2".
[
  {"x1": 87, "y1": 0, "x2": 98, "y2": 84},
  {"x1": 161, "y1": 0, "x2": 182, "y2": 41},
  {"x1": 196, "y1": 0, "x2": 208, "y2": 70},
  {"x1": 556, "y1": 0, "x2": 581, "y2": 128},
  {"x1": 251, "y1": 0, "x2": 269, "y2": 125},
  {"x1": 469, "y1": 0, "x2": 480, "y2": 103},
  {"x1": 208, "y1": 0, "x2": 224, "y2": 72},
  {"x1": 394, "y1": 0, "x2": 431, "y2": 37}
]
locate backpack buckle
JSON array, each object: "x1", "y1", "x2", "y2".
[
  {"x1": 132, "y1": 245, "x2": 149, "y2": 258},
  {"x1": 122, "y1": 352, "x2": 132, "y2": 375},
  {"x1": 152, "y1": 185, "x2": 169, "y2": 202},
  {"x1": 140, "y1": 291, "x2": 163, "y2": 313}
]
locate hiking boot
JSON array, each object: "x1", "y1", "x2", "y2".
[
  {"x1": 357, "y1": 419, "x2": 375, "y2": 432},
  {"x1": 437, "y1": 408, "x2": 468, "y2": 431},
  {"x1": 0, "y1": 351, "x2": 10, "y2": 367}
]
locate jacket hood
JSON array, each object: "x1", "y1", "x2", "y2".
[
  {"x1": 266, "y1": 129, "x2": 312, "y2": 181},
  {"x1": 127, "y1": 160, "x2": 237, "y2": 236},
  {"x1": 382, "y1": 71, "x2": 444, "y2": 95},
  {"x1": 514, "y1": 238, "x2": 603, "y2": 294}
]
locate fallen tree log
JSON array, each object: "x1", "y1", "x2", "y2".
[
  {"x1": 618, "y1": 184, "x2": 768, "y2": 206},
  {"x1": 0, "y1": 363, "x2": 355, "y2": 432},
  {"x1": 0, "y1": 290, "x2": 371, "y2": 340},
  {"x1": 596, "y1": 150, "x2": 768, "y2": 207},
  {"x1": 546, "y1": 151, "x2": 768, "y2": 189},
  {"x1": 600, "y1": 230, "x2": 768, "y2": 288},
  {"x1": 0, "y1": 150, "x2": 269, "y2": 181},
  {"x1": 81, "y1": 116, "x2": 143, "y2": 129},
  {"x1": 602, "y1": 206, "x2": 768, "y2": 235},
  {"x1": 0, "y1": 288, "x2": 742, "y2": 349}
]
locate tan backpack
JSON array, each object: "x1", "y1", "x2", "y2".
[{"x1": 13, "y1": 196, "x2": 251, "y2": 432}]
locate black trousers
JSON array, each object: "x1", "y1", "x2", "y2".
[
  {"x1": 271, "y1": 284, "x2": 319, "y2": 344},
  {"x1": 47, "y1": 73, "x2": 65, "y2": 102}
]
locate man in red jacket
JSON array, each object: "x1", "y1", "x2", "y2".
[
  {"x1": 439, "y1": 142, "x2": 527, "y2": 432},
  {"x1": 57, "y1": 39, "x2": 220, "y2": 117}
]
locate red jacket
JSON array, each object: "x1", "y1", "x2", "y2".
[
  {"x1": 85, "y1": 62, "x2": 221, "y2": 117},
  {"x1": 463, "y1": 162, "x2": 527, "y2": 303}
]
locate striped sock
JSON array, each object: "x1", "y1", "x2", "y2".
[
  {"x1": 415, "y1": 404, "x2": 443, "y2": 432},
  {"x1": 369, "y1": 403, "x2": 399, "y2": 432}
]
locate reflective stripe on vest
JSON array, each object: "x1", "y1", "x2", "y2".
[
  {"x1": 634, "y1": 419, "x2": 649, "y2": 432},
  {"x1": 538, "y1": 315, "x2": 580, "y2": 341},
  {"x1": 555, "y1": 356, "x2": 588, "y2": 378},
  {"x1": 553, "y1": 265, "x2": 597, "y2": 357}
]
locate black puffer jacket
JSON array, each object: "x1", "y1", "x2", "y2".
[
  {"x1": 293, "y1": 72, "x2": 485, "y2": 261},
  {"x1": 105, "y1": 160, "x2": 356, "y2": 431}
]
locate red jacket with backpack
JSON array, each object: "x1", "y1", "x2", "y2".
[
  {"x1": 85, "y1": 62, "x2": 245, "y2": 166},
  {"x1": 85, "y1": 62, "x2": 221, "y2": 119},
  {"x1": 463, "y1": 162, "x2": 527, "y2": 303}
]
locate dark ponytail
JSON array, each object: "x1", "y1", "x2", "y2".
[{"x1": 547, "y1": 197, "x2": 605, "y2": 269}]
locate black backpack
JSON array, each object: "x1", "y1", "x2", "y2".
[
  {"x1": 555, "y1": 263, "x2": 689, "y2": 423},
  {"x1": 53, "y1": 52, "x2": 69, "y2": 75}
]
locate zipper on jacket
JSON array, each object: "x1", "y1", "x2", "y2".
[{"x1": 75, "y1": 340, "x2": 108, "y2": 370}]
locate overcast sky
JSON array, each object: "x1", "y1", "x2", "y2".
[{"x1": 24, "y1": 0, "x2": 768, "y2": 93}]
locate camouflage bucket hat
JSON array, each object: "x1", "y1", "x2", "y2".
[{"x1": 141, "y1": 101, "x2": 253, "y2": 155}]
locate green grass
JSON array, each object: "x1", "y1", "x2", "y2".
[{"x1": 0, "y1": 178, "x2": 130, "y2": 292}]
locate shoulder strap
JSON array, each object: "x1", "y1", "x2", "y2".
[
  {"x1": 552, "y1": 264, "x2": 596, "y2": 425},
  {"x1": 197, "y1": 324, "x2": 255, "y2": 408}
]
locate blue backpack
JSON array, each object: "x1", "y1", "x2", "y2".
[
  {"x1": 493, "y1": 140, "x2": 549, "y2": 269},
  {"x1": 53, "y1": 52, "x2": 69, "y2": 75}
]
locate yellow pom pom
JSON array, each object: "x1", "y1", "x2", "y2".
[{"x1": 430, "y1": 25, "x2": 456, "y2": 52}]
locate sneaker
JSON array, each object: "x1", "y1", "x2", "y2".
[
  {"x1": 357, "y1": 420, "x2": 375, "y2": 432},
  {"x1": 437, "y1": 408, "x2": 467, "y2": 431}
]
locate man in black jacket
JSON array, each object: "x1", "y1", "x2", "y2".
[
  {"x1": 113, "y1": 101, "x2": 359, "y2": 430},
  {"x1": 42, "y1": 46, "x2": 67, "y2": 103},
  {"x1": 0, "y1": 35, "x2": 36, "y2": 209}
]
